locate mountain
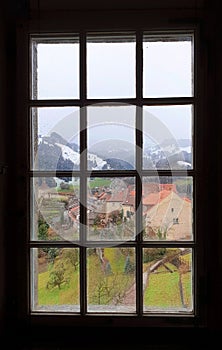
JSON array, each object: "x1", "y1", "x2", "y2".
[
  {"x1": 144, "y1": 138, "x2": 192, "y2": 169},
  {"x1": 104, "y1": 158, "x2": 134, "y2": 170},
  {"x1": 89, "y1": 139, "x2": 135, "y2": 168},
  {"x1": 36, "y1": 133, "x2": 192, "y2": 176},
  {"x1": 37, "y1": 132, "x2": 107, "y2": 178}
]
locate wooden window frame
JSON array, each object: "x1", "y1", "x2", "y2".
[{"x1": 15, "y1": 10, "x2": 206, "y2": 330}]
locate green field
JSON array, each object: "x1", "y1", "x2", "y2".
[{"x1": 37, "y1": 248, "x2": 192, "y2": 311}]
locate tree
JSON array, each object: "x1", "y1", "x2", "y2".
[
  {"x1": 143, "y1": 248, "x2": 166, "y2": 263},
  {"x1": 45, "y1": 177, "x2": 57, "y2": 188},
  {"x1": 124, "y1": 255, "x2": 135, "y2": 274},
  {"x1": 46, "y1": 262, "x2": 70, "y2": 290},
  {"x1": 60, "y1": 182, "x2": 70, "y2": 190},
  {"x1": 91, "y1": 271, "x2": 133, "y2": 306},
  {"x1": 156, "y1": 227, "x2": 167, "y2": 240},
  {"x1": 38, "y1": 216, "x2": 49, "y2": 240},
  {"x1": 63, "y1": 248, "x2": 79, "y2": 271},
  {"x1": 46, "y1": 247, "x2": 59, "y2": 264}
]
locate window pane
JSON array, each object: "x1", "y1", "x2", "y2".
[
  {"x1": 31, "y1": 38, "x2": 79, "y2": 99},
  {"x1": 87, "y1": 105, "x2": 136, "y2": 170},
  {"x1": 31, "y1": 107, "x2": 80, "y2": 170},
  {"x1": 87, "y1": 177, "x2": 135, "y2": 241},
  {"x1": 87, "y1": 34, "x2": 136, "y2": 98},
  {"x1": 87, "y1": 248, "x2": 136, "y2": 312},
  {"x1": 31, "y1": 248, "x2": 80, "y2": 312},
  {"x1": 143, "y1": 105, "x2": 193, "y2": 170},
  {"x1": 31, "y1": 177, "x2": 80, "y2": 241},
  {"x1": 143, "y1": 177, "x2": 193, "y2": 241},
  {"x1": 143, "y1": 34, "x2": 193, "y2": 97},
  {"x1": 143, "y1": 248, "x2": 193, "y2": 313}
]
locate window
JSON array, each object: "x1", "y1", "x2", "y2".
[{"x1": 23, "y1": 24, "x2": 202, "y2": 326}]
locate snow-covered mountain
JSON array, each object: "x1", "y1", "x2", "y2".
[
  {"x1": 144, "y1": 138, "x2": 192, "y2": 169},
  {"x1": 36, "y1": 132, "x2": 192, "y2": 174},
  {"x1": 36, "y1": 132, "x2": 108, "y2": 172}
]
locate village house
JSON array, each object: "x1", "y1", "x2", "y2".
[{"x1": 143, "y1": 190, "x2": 192, "y2": 241}]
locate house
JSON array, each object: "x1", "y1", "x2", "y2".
[{"x1": 144, "y1": 190, "x2": 192, "y2": 240}]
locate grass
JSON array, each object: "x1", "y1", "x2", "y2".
[
  {"x1": 143, "y1": 260, "x2": 192, "y2": 310},
  {"x1": 38, "y1": 259, "x2": 79, "y2": 306},
  {"x1": 144, "y1": 265, "x2": 181, "y2": 308},
  {"x1": 38, "y1": 249, "x2": 192, "y2": 310},
  {"x1": 88, "y1": 178, "x2": 112, "y2": 189}
]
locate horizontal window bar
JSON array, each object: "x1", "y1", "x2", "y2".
[
  {"x1": 29, "y1": 170, "x2": 195, "y2": 177},
  {"x1": 28, "y1": 97, "x2": 195, "y2": 107},
  {"x1": 29, "y1": 241, "x2": 195, "y2": 248}
]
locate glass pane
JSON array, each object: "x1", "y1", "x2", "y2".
[
  {"x1": 31, "y1": 177, "x2": 80, "y2": 241},
  {"x1": 31, "y1": 38, "x2": 79, "y2": 99},
  {"x1": 143, "y1": 105, "x2": 193, "y2": 170},
  {"x1": 87, "y1": 177, "x2": 136, "y2": 241},
  {"x1": 31, "y1": 107, "x2": 80, "y2": 170},
  {"x1": 87, "y1": 247, "x2": 136, "y2": 312},
  {"x1": 31, "y1": 248, "x2": 80, "y2": 312},
  {"x1": 143, "y1": 177, "x2": 193, "y2": 241},
  {"x1": 143, "y1": 34, "x2": 193, "y2": 97},
  {"x1": 87, "y1": 105, "x2": 136, "y2": 170},
  {"x1": 143, "y1": 248, "x2": 193, "y2": 313},
  {"x1": 87, "y1": 34, "x2": 136, "y2": 98}
]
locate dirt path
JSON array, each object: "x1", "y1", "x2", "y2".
[{"x1": 123, "y1": 270, "x2": 149, "y2": 305}]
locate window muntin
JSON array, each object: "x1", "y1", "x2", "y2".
[{"x1": 29, "y1": 31, "x2": 195, "y2": 316}]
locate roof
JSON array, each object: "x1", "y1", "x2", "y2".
[{"x1": 143, "y1": 190, "x2": 171, "y2": 206}]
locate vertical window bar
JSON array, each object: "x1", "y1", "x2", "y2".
[
  {"x1": 79, "y1": 32, "x2": 87, "y2": 315},
  {"x1": 193, "y1": 29, "x2": 199, "y2": 319},
  {"x1": 136, "y1": 31, "x2": 143, "y2": 101},
  {"x1": 136, "y1": 31, "x2": 143, "y2": 315}
]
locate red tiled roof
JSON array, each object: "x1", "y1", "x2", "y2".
[
  {"x1": 143, "y1": 192, "x2": 160, "y2": 206},
  {"x1": 159, "y1": 183, "x2": 177, "y2": 192},
  {"x1": 70, "y1": 206, "x2": 79, "y2": 213},
  {"x1": 159, "y1": 189, "x2": 172, "y2": 200},
  {"x1": 143, "y1": 190, "x2": 171, "y2": 206},
  {"x1": 183, "y1": 197, "x2": 192, "y2": 203},
  {"x1": 98, "y1": 192, "x2": 112, "y2": 201},
  {"x1": 106, "y1": 190, "x2": 127, "y2": 202},
  {"x1": 142, "y1": 183, "x2": 160, "y2": 196}
]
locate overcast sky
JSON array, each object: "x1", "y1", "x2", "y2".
[{"x1": 35, "y1": 39, "x2": 193, "y2": 144}]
